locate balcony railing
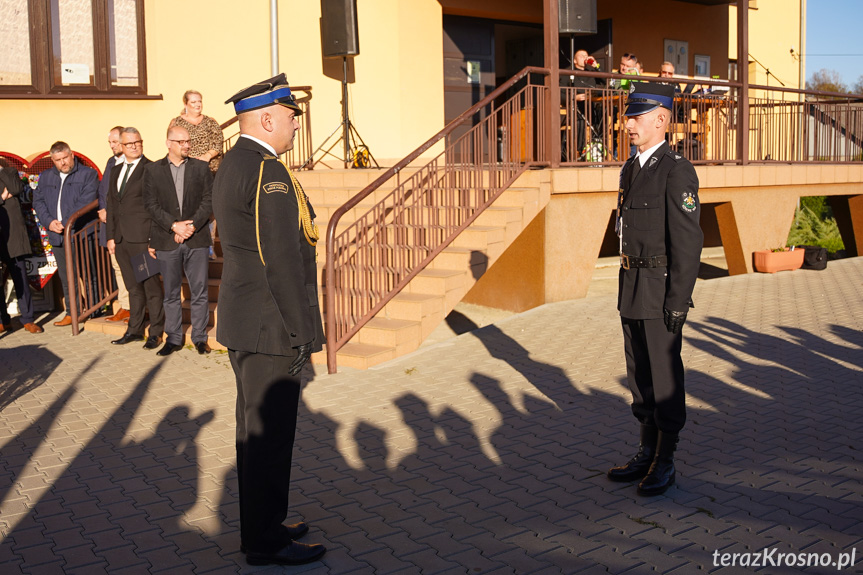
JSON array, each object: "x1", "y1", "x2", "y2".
[{"x1": 559, "y1": 71, "x2": 863, "y2": 165}]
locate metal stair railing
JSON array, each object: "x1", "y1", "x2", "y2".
[{"x1": 324, "y1": 67, "x2": 551, "y2": 373}]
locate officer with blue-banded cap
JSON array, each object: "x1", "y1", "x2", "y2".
[
  {"x1": 607, "y1": 81, "x2": 703, "y2": 496},
  {"x1": 212, "y1": 73, "x2": 325, "y2": 566}
]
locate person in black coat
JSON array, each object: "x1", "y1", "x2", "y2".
[
  {"x1": 606, "y1": 82, "x2": 703, "y2": 496},
  {"x1": 0, "y1": 162, "x2": 42, "y2": 333},
  {"x1": 212, "y1": 74, "x2": 325, "y2": 567},
  {"x1": 106, "y1": 127, "x2": 165, "y2": 349},
  {"x1": 143, "y1": 125, "x2": 214, "y2": 356}
]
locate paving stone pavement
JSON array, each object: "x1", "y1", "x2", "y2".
[{"x1": 1, "y1": 259, "x2": 863, "y2": 574}]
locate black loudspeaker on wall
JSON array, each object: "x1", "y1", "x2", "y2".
[
  {"x1": 559, "y1": 0, "x2": 597, "y2": 35},
  {"x1": 320, "y1": 0, "x2": 360, "y2": 57}
]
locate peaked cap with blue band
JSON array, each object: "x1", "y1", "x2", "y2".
[
  {"x1": 225, "y1": 73, "x2": 303, "y2": 116},
  {"x1": 623, "y1": 82, "x2": 675, "y2": 117}
]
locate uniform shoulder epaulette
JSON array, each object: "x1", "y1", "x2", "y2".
[
  {"x1": 262, "y1": 154, "x2": 278, "y2": 161},
  {"x1": 666, "y1": 150, "x2": 684, "y2": 161}
]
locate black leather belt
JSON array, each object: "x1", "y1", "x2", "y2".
[{"x1": 620, "y1": 254, "x2": 668, "y2": 270}]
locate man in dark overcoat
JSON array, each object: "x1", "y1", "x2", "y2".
[
  {"x1": 0, "y1": 161, "x2": 42, "y2": 333},
  {"x1": 212, "y1": 74, "x2": 325, "y2": 567},
  {"x1": 606, "y1": 82, "x2": 703, "y2": 496}
]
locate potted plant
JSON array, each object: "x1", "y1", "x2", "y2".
[{"x1": 753, "y1": 246, "x2": 804, "y2": 273}]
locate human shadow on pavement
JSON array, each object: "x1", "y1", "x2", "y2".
[
  {"x1": 446, "y1": 312, "x2": 576, "y2": 409},
  {"x1": 0, "y1": 345, "x2": 63, "y2": 411},
  {"x1": 277, "y1": 311, "x2": 863, "y2": 573},
  {"x1": 0, "y1": 362, "x2": 222, "y2": 573}
]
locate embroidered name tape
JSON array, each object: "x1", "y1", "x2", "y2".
[{"x1": 263, "y1": 182, "x2": 289, "y2": 194}]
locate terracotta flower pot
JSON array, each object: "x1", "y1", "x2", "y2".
[{"x1": 753, "y1": 248, "x2": 804, "y2": 273}]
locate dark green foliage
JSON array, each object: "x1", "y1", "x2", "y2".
[{"x1": 787, "y1": 196, "x2": 844, "y2": 253}]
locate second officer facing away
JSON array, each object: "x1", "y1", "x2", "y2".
[
  {"x1": 212, "y1": 74, "x2": 325, "y2": 566},
  {"x1": 607, "y1": 82, "x2": 703, "y2": 496}
]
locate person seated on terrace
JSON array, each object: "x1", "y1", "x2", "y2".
[{"x1": 612, "y1": 53, "x2": 640, "y2": 91}]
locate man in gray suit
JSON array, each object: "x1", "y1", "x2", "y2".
[{"x1": 143, "y1": 125, "x2": 213, "y2": 356}]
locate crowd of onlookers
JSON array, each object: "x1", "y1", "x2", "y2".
[
  {"x1": 561, "y1": 49, "x2": 710, "y2": 161},
  {"x1": 0, "y1": 90, "x2": 223, "y2": 357}
]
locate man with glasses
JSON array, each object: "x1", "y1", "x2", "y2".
[
  {"x1": 32, "y1": 141, "x2": 99, "y2": 326},
  {"x1": 106, "y1": 127, "x2": 165, "y2": 349},
  {"x1": 143, "y1": 126, "x2": 214, "y2": 356}
]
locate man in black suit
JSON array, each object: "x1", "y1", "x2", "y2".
[
  {"x1": 143, "y1": 125, "x2": 213, "y2": 356},
  {"x1": 212, "y1": 74, "x2": 325, "y2": 567},
  {"x1": 606, "y1": 82, "x2": 703, "y2": 496},
  {"x1": 106, "y1": 127, "x2": 165, "y2": 349},
  {"x1": 99, "y1": 126, "x2": 131, "y2": 323}
]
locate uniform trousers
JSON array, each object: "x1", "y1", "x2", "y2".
[
  {"x1": 0, "y1": 256, "x2": 34, "y2": 325},
  {"x1": 229, "y1": 349, "x2": 301, "y2": 553},
  {"x1": 621, "y1": 317, "x2": 686, "y2": 433},
  {"x1": 156, "y1": 243, "x2": 209, "y2": 345},
  {"x1": 115, "y1": 240, "x2": 165, "y2": 337}
]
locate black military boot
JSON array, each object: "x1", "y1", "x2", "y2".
[
  {"x1": 637, "y1": 431, "x2": 678, "y2": 496},
  {"x1": 607, "y1": 424, "x2": 658, "y2": 482}
]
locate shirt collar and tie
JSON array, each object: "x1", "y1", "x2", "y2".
[{"x1": 118, "y1": 158, "x2": 141, "y2": 196}]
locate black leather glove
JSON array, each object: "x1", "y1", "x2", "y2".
[
  {"x1": 663, "y1": 308, "x2": 687, "y2": 334},
  {"x1": 288, "y1": 341, "x2": 313, "y2": 376}
]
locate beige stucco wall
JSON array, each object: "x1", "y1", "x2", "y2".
[
  {"x1": 0, "y1": 0, "x2": 445, "y2": 168},
  {"x1": 730, "y1": 0, "x2": 804, "y2": 90}
]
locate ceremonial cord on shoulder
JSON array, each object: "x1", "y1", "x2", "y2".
[{"x1": 280, "y1": 160, "x2": 319, "y2": 247}]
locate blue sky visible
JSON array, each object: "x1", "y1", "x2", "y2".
[{"x1": 806, "y1": 0, "x2": 863, "y2": 88}]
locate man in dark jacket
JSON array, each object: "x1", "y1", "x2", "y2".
[
  {"x1": 0, "y1": 161, "x2": 42, "y2": 333},
  {"x1": 106, "y1": 127, "x2": 164, "y2": 349},
  {"x1": 606, "y1": 82, "x2": 703, "y2": 496},
  {"x1": 212, "y1": 74, "x2": 325, "y2": 567},
  {"x1": 99, "y1": 126, "x2": 130, "y2": 322},
  {"x1": 32, "y1": 142, "x2": 99, "y2": 326},
  {"x1": 143, "y1": 125, "x2": 213, "y2": 356}
]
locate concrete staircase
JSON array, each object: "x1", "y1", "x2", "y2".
[{"x1": 84, "y1": 168, "x2": 551, "y2": 369}]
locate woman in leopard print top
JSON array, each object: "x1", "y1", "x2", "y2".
[{"x1": 169, "y1": 90, "x2": 224, "y2": 172}]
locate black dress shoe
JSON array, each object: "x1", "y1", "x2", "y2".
[
  {"x1": 195, "y1": 341, "x2": 211, "y2": 355},
  {"x1": 143, "y1": 336, "x2": 163, "y2": 350},
  {"x1": 241, "y1": 522, "x2": 309, "y2": 553},
  {"x1": 245, "y1": 541, "x2": 326, "y2": 566},
  {"x1": 157, "y1": 342, "x2": 184, "y2": 356},
  {"x1": 111, "y1": 333, "x2": 144, "y2": 345}
]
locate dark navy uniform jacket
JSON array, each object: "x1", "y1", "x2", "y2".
[
  {"x1": 212, "y1": 137, "x2": 324, "y2": 357},
  {"x1": 617, "y1": 141, "x2": 703, "y2": 320}
]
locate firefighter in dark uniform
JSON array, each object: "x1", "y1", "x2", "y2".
[
  {"x1": 212, "y1": 74, "x2": 326, "y2": 566},
  {"x1": 606, "y1": 82, "x2": 703, "y2": 496}
]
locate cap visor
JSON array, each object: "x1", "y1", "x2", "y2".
[
  {"x1": 278, "y1": 102, "x2": 303, "y2": 116},
  {"x1": 623, "y1": 102, "x2": 659, "y2": 117}
]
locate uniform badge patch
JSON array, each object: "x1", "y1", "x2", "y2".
[
  {"x1": 263, "y1": 182, "x2": 289, "y2": 194},
  {"x1": 674, "y1": 154, "x2": 682, "y2": 160},
  {"x1": 681, "y1": 192, "x2": 697, "y2": 213},
  {"x1": 649, "y1": 156, "x2": 658, "y2": 168}
]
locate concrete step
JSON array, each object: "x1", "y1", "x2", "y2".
[{"x1": 83, "y1": 317, "x2": 225, "y2": 350}]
